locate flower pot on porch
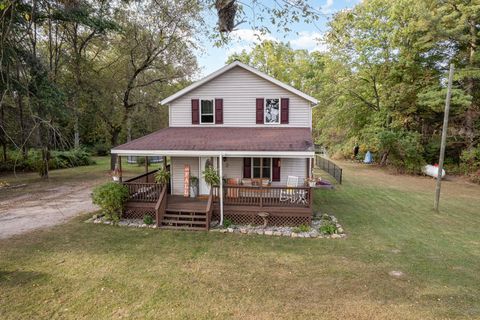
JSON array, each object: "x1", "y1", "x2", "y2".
[{"x1": 190, "y1": 186, "x2": 198, "y2": 198}]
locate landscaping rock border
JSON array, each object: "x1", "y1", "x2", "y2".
[
  {"x1": 85, "y1": 215, "x2": 157, "y2": 229},
  {"x1": 86, "y1": 213, "x2": 346, "y2": 239},
  {"x1": 210, "y1": 213, "x2": 346, "y2": 239}
]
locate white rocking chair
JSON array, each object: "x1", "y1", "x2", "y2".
[{"x1": 280, "y1": 176, "x2": 299, "y2": 202}]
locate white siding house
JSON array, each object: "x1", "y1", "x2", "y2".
[
  {"x1": 112, "y1": 61, "x2": 318, "y2": 228},
  {"x1": 169, "y1": 66, "x2": 312, "y2": 128}
]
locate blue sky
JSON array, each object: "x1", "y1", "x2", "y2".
[{"x1": 196, "y1": 0, "x2": 361, "y2": 78}]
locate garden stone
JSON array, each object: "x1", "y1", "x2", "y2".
[
  {"x1": 264, "y1": 230, "x2": 274, "y2": 236},
  {"x1": 227, "y1": 228, "x2": 234, "y2": 233},
  {"x1": 291, "y1": 232, "x2": 299, "y2": 238},
  {"x1": 331, "y1": 234, "x2": 341, "y2": 239},
  {"x1": 273, "y1": 231, "x2": 282, "y2": 236}
]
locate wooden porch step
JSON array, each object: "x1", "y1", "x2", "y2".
[
  {"x1": 158, "y1": 226, "x2": 207, "y2": 231},
  {"x1": 162, "y1": 220, "x2": 207, "y2": 225},
  {"x1": 163, "y1": 214, "x2": 206, "y2": 219},
  {"x1": 165, "y1": 209, "x2": 207, "y2": 214}
]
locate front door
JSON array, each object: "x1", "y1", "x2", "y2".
[{"x1": 199, "y1": 157, "x2": 216, "y2": 195}]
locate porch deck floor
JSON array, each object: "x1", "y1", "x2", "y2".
[{"x1": 167, "y1": 195, "x2": 208, "y2": 212}]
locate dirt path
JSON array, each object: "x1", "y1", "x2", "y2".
[{"x1": 0, "y1": 182, "x2": 98, "y2": 239}]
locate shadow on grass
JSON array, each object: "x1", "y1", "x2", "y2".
[{"x1": 0, "y1": 270, "x2": 49, "y2": 287}]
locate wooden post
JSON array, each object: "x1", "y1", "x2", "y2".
[
  {"x1": 118, "y1": 156, "x2": 123, "y2": 183},
  {"x1": 434, "y1": 64, "x2": 454, "y2": 212},
  {"x1": 219, "y1": 154, "x2": 224, "y2": 225},
  {"x1": 145, "y1": 156, "x2": 148, "y2": 182}
]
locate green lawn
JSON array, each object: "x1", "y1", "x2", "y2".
[{"x1": 1, "y1": 160, "x2": 479, "y2": 319}]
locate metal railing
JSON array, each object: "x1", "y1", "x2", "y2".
[{"x1": 315, "y1": 155, "x2": 343, "y2": 184}]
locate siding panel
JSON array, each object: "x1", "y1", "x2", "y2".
[
  {"x1": 171, "y1": 157, "x2": 199, "y2": 195},
  {"x1": 170, "y1": 67, "x2": 311, "y2": 128}
]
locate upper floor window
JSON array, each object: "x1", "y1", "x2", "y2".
[
  {"x1": 265, "y1": 98, "x2": 280, "y2": 124},
  {"x1": 201, "y1": 99, "x2": 214, "y2": 124}
]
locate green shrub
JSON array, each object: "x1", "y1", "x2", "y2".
[
  {"x1": 377, "y1": 130, "x2": 425, "y2": 173},
  {"x1": 460, "y1": 147, "x2": 480, "y2": 174},
  {"x1": 223, "y1": 218, "x2": 233, "y2": 228},
  {"x1": 292, "y1": 224, "x2": 311, "y2": 233},
  {"x1": 320, "y1": 221, "x2": 337, "y2": 235},
  {"x1": 92, "y1": 182, "x2": 129, "y2": 223},
  {"x1": 143, "y1": 214, "x2": 154, "y2": 225},
  {"x1": 0, "y1": 148, "x2": 95, "y2": 173},
  {"x1": 93, "y1": 143, "x2": 110, "y2": 156}
]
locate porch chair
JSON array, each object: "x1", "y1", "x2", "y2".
[{"x1": 280, "y1": 176, "x2": 299, "y2": 202}]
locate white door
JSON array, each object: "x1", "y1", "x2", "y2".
[{"x1": 199, "y1": 157, "x2": 217, "y2": 195}]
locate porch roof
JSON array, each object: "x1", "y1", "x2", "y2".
[{"x1": 112, "y1": 127, "x2": 314, "y2": 157}]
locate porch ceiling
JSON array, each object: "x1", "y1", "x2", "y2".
[{"x1": 112, "y1": 127, "x2": 314, "y2": 157}]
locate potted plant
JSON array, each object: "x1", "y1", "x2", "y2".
[
  {"x1": 189, "y1": 176, "x2": 199, "y2": 198},
  {"x1": 202, "y1": 166, "x2": 220, "y2": 187},
  {"x1": 154, "y1": 167, "x2": 170, "y2": 186},
  {"x1": 306, "y1": 177, "x2": 316, "y2": 187}
]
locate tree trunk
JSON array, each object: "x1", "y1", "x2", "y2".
[
  {"x1": 110, "y1": 127, "x2": 121, "y2": 171},
  {"x1": 463, "y1": 18, "x2": 478, "y2": 149},
  {"x1": 74, "y1": 114, "x2": 80, "y2": 149},
  {"x1": 380, "y1": 151, "x2": 389, "y2": 166},
  {"x1": 0, "y1": 102, "x2": 6, "y2": 162}
]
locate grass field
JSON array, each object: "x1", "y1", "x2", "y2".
[{"x1": 1, "y1": 159, "x2": 479, "y2": 319}]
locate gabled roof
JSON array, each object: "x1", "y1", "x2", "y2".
[{"x1": 160, "y1": 61, "x2": 318, "y2": 105}]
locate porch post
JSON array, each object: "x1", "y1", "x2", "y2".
[
  {"x1": 118, "y1": 156, "x2": 123, "y2": 183},
  {"x1": 145, "y1": 156, "x2": 149, "y2": 182},
  {"x1": 219, "y1": 154, "x2": 224, "y2": 225}
]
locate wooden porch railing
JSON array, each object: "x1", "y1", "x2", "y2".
[
  {"x1": 205, "y1": 188, "x2": 214, "y2": 229},
  {"x1": 123, "y1": 169, "x2": 158, "y2": 183},
  {"x1": 124, "y1": 182, "x2": 162, "y2": 202},
  {"x1": 155, "y1": 186, "x2": 168, "y2": 226},
  {"x1": 214, "y1": 185, "x2": 312, "y2": 208}
]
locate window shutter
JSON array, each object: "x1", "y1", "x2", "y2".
[
  {"x1": 191, "y1": 99, "x2": 199, "y2": 124},
  {"x1": 272, "y1": 158, "x2": 281, "y2": 182},
  {"x1": 243, "y1": 157, "x2": 251, "y2": 178},
  {"x1": 280, "y1": 98, "x2": 289, "y2": 124},
  {"x1": 256, "y1": 98, "x2": 264, "y2": 124},
  {"x1": 215, "y1": 98, "x2": 223, "y2": 124}
]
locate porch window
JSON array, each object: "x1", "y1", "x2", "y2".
[
  {"x1": 200, "y1": 99, "x2": 214, "y2": 124},
  {"x1": 264, "y1": 98, "x2": 280, "y2": 124},
  {"x1": 252, "y1": 157, "x2": 271, "y2": 179}
]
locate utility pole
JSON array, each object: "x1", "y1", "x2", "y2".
[{"x1": 434, "y1": 64, "x2": 454, "y2": 212}]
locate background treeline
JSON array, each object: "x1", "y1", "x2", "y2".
[
  {"x1": 229, "y1": 0, "x2": 480, "y2": 180},
  {"x1": 0, "y1": 0, "x2": 201, "y2": 175}
]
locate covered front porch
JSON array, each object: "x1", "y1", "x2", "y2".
[
  {"x1": 114, "y1": 153, "x2": 314, "y2": 230},
  {"x1": 111, "y1": 127, "x2": 315, "y2": 230}
]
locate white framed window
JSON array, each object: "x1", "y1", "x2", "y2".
[
  {"x1": 252, "y1": 157, "x2": 272, "y2": 179},
  {"x1": 264, "y1": 98, "x2": 280, "y2": 124},
  {"x1": 200, "y1": 99, "x2": 214, "y2": 124}
]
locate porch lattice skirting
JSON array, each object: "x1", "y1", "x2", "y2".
[
  {"x1": 123, "y1": 203, "x2": 156, "y2": 220},
  {"x1": 212, "y1": 207, "x2": 312, "y2": 227}
]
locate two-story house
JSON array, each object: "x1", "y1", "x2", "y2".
[{"x1": 111, "y1": 61, "x2": 317, "y2": 230}]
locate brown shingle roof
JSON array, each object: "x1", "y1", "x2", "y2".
[{"x1": 112, "y1": 127, "x2": 313, "y2": 152}]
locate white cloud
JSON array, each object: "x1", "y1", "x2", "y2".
[
  {"x1": 321, "y1": 0, "x2": 335, "y2": 14},
  {"x1": 225, "y1": 29, "x2": 278, "y2": 56},
  {"x1": 230, "y1": 29, "x2": 276, "y2": 43},
  {"x1": 290, "y1": 31, "x2": 327, "y2": 52}
]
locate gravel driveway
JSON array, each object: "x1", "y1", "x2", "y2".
[{"x1": 0, "y1": 182, "x2": 98, "y2": 239}]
